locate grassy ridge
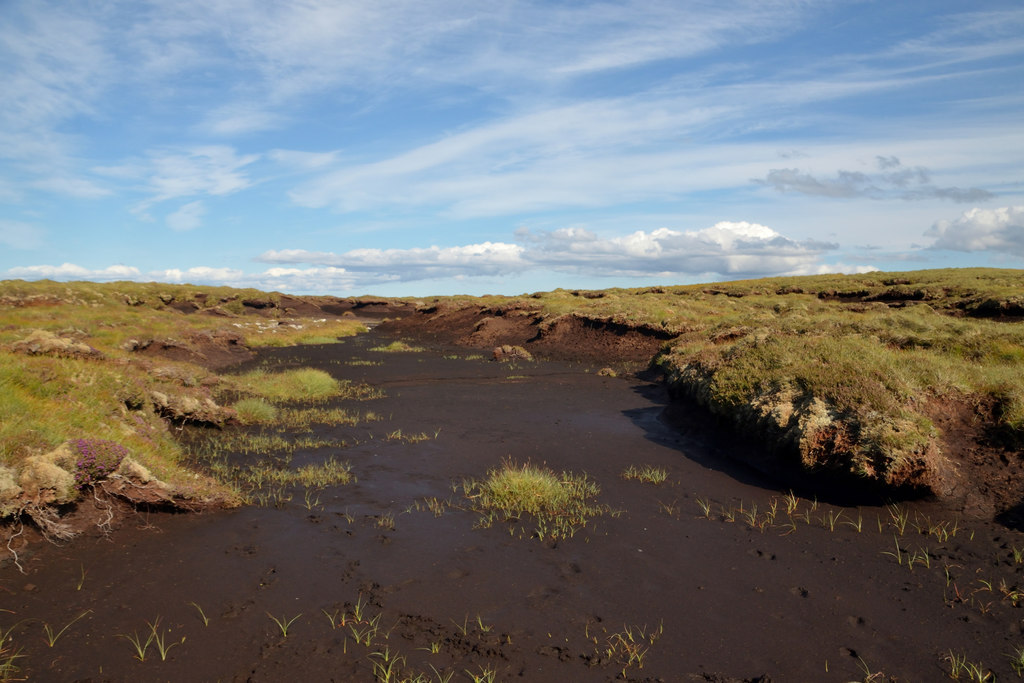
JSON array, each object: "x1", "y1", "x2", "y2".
[{"x1": 520, "y1": 268, "x2": 1024, "y2": 489}]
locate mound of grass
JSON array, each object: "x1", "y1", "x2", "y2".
[
  {"x1": 462, "y1": 460, "x2": 608, "y2": 539},
  {"x1": 227, "y1": 368, "x2": 381, "y2": 405},
  {"x1": 232, "y1": 398, "x2": 280, "y2": 424},
  {"x1": 228, "y1": 368, "x2": 343, "y2": 403},
  {"x1": 369, "y1": 340, "x2": 423, "y2": 353}
]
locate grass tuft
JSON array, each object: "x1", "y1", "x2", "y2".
[
  {"x1": 228, "y1": 368, "x2": 343, "y2": 403},
  {"x1": 621, "y1": 465, "x2": 668, "y2": 484},
  {"x1": 462, "y1": 460, "x2": 607, "y2": 540}
]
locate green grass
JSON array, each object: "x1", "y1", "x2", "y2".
[
  {"x1": 227, "y1": 368, "x2": 344, "y2": 403},
  {"x1": 461, "y1": 460, "x2": 608, "y2": 540},
  {"x1": 369, "y1": 340, "x2": 424, "y2": 353},
  {"x1": 232, "y1": 398, "x2": 280, "y2": 424},
  {"x1": 621, "y1": 465, "x2": 668, "y2": 484},
  {"x1": 41, "y1": 610, "x2": 91, "y2": 647},
  {"x1": 0, "y1": 279, "x2": 381, "y2": 519},
  {"x1": 267, "y1": 613, "x2": 302, "y2": 638}
]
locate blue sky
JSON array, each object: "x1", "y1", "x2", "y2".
[{"x1": 2, "y1": 1, "x2": 1023, "y2": 296}]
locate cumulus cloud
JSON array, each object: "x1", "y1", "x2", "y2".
[
  {"x1": 8, "y1": 263, "x2": 140, "y2": 280},
  {"x1": 258, "y1": 242, "x2": 527, "y2": 281},
  {"x1": 257, "y1": 221, "x2": 847, "y2": 284},
  {"x1": 518, "y1": 222, "x2": 839, "y2": 279},
  {"x1": 166, "y1": 200, "x2": 206, "y2": 231},
  {"x1": 5, "y1": 220, "x2": 874, "y2": 293},
  {"x1": 757, "y1": 157, "x2": 993, "y2": 203},
  {"x1": 151, "y1": 266, "x2": 245, "y2": 283},
  {"x1": 926, "y1": 206, "x2": 1024, "y2": 256}
]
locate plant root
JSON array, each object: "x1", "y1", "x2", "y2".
[
  {"x1": 24, "y1": 504, "x2": 77, "y2": 542},
  {"x1": 4, "y1": 519, "x2": 25, "y2": 574}
]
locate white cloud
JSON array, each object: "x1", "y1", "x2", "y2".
[
  {"x1": 2, "y1": 219, "x2": 866, "y2": 293},
  {"x1": 8, "y1": 263, "x2": 140, "y2": 280},
  {"x1": 201, "y1": 104, "x2": 285, "y2": 136},
  {"x1": 258, "y1": 221, "x2": 841, "y2": 283},
  {"x1": 145, "y1": 146, "x2": 260, "y2": 204},
  {"x1": 757, "y1": 157, "x2": 993, "y2": 203},
  {"x1": 152, "y1": 266, "x2": 245, "y2": 283},
  {"x1": 258, "y1": 242, "x2": 526, "y2": 281},
  {"x1": 144, "y1": 265, "x2": 367, "y2": 293},
  {"x1": 520, "y1": 222, "x2": 837, "y2": 279},
  {"x1": 926, "y1": 206, "x2": 1024, "y2": 256},
  {"x1": 166, "y1": 200, "x2": 206, "y2": 231},
  {"x1": 29, "y1": 176, "x2": 111, "y2": 199},
  {"x1": 0, "y1": 220, "x2": 45, "y2": 250},
  {"x1": 269, "y1": 149, "x2": 341, "y2": 171}
]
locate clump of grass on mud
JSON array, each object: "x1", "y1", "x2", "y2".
[
  {"x1": 227, "y1": 368, "x2": 347, "y2": 403},
  {"x1": 621, "y1": 465, "x2": 668, "y2": 484},
  {"x1": 225, "y1": 367, "x2": 382, "y2": 407},
  {"x1": 461, "y1": 460, "x2": 609, "y2": 540},
  {"x1": 369, "y1": 340, "x2": 423, "y2": 353},
  {"x1": 232, "y1": 398, "x2": 280, "y2": 424}
]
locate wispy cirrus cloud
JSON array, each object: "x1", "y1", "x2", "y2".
[
  {"x1": 93, "y1": 146, "x2": 261, "y2": 215},
  {"x1": 0, "y1": 220, "x2": 46, "y2": 250},
  {"x1": 166, "y1": 200, "x2": 206, "y2": 231}
]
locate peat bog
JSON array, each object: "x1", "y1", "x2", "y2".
[{"x1": 4, "y1": 327, "x2": 1024, "y2": 682}]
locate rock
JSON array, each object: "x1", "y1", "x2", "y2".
[
  {"x1": 492, "y1": 344, "x2": 533, "y2": 362},
  {"x1": 9, "y1": 329, "x2": 103, "y2": 359},
  {"x1": 18, "y1": 451, "x2": 77, "y2": 505},
  {"x1": 149, "y1": 390, "x2": 235, "y2": 426},
  {"x1": 0, "y1": 466, "x2": 23, "y2": 517},
  {"x1": 116, "y1": 457, "x2": 156, "y2": 485}
]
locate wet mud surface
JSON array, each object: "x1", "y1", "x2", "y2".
[{"x1": 4, "y1": 329, "x2": 1024, "y2": 681}]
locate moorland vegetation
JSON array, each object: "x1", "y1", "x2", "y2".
[
  {"x1": 1, "y1": 267, "x2": 1023, "y2": 532},
  {"x1": 0, "y1": 280, "x2": 368, "y2": 533}
]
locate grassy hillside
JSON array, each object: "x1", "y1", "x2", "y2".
[{"x1": 0, "y1": 280, "x2": 367, "y2": 520}]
